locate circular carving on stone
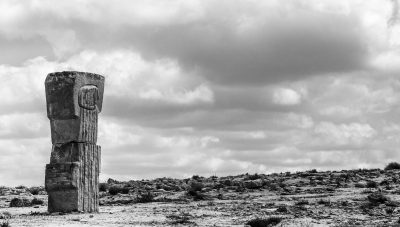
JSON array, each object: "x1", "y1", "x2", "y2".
[{"x1": 78, "y1": 85, "x2": 99, "y2": 110}]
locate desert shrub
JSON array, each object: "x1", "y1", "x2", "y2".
[
  {"x1": 187, "y1": 190, "x2": 206, "y2": 201},
  {"x1": 361, "y1": 189, "x2": 373, "y2": 194},
  {"x1": 367, "y1": 192, "x2": 389, "y2": 205},
  {"x1": 222, "y1": 179, "x2": 232, "y2": 186},
  {"x1": 245, "y1": 181, "x2": 262, "y2": 189},
  {"x1": 354, "y1": 182, "x2": 365, "y2": 188},
  {"x1": 360, "y1": 202, "x2": 375, "y2": 212},
  {"x1": 28, "y1": 187, "x2": 41, "y2": 195},
  {"x1": 217, "y1": 193, "x2": 223, "y2": 200},
  {"x1": 267, "y1": 183, "x2": 279, "y2": 191},
  {"x1": 212, "y1": 183, "x2": 224, "y2": 190},
  {"x1": 278, "y1": 182, "x2": 286, "y2": 188},
  {"x1": 167, "y1": 212, "x2": 193, "y2": 225},
  {"x1": 9, "y1": 198, "x2": 31, "y2": 207},
  {"x1": 31, "y1": 198, "x2": 44, "y2": 206},
  {"x1": 385, "y1": 162, "x2": 400, "y2": 171},
  {"x1": 300, "y1": 173, "x2": 311, "y2": 177},
  {"x1": 0, "y1": 212, "x2": 11, "y2": 220},
  {"x1": 0, "y1": 187, "x2": 7, "y2": 196},
  {"x1": 1, "y1": 221, "x2": 10, "y2": 227},
  {"x1": 121, "y1": 187, "x2": 130, "y2": 194},
  {"x1": 210, "y1": 175, "x2": 218, "y2": 180},
  {"x1": 380, "y1": 179, "x2": 390, "y2": 186},
  {"x1": 317, "y1": 199, "x2": 330, "y2": 205},
  {"x1": 295, "y1": 200, "x2": 309, "y2": 206},
  {"x1": 191, "y1": 175, "x2": 201, "y2": 181},
  {"x1": 246, "y1": 217, "x2": 282, "y2": 227},
  {"x1": 188, "y1": 181, "x2": 204, "y2": 192},
  {"x1": 276, "y1": 206, "x2": 288, "y2": 213},
  {"x1": 108, "y1": 186, "x2": 129, "y2": 195},
  {"x1": 385, "y1": 200, "x2": 399, "y2": 207},
  {"x1": 366, "y1": 181, "x2": 378, "y2": 188},
  {"x1": 386, "y1": 207, "x2": 395, "y2": 215},
  {"x1": 235, "y1": 185, "x2": 245, "y2": 193},
  {"x1": 99, "y1": 183, "x2": 109, "y2": 192},
  {"x1": 186, "y1": 181, "x2": 206, "y2": 200},
  {"x1": 193, "y1": 192, "x2": 206, "y2": 201},
  {"x1": 161, "y1": 185, "x2": 173, "y2": 191},
  {"x1": 107, "y1": 178, "x2": 120, "y2": 184},
  {"x1": 136, "y1": 192, "x2": 154, "y2": 203},
  {"x1": 248, "y1": 173, "x2": 261, "y2": 180},
  {"x1": 108, "y1": 186, "x2": 119, "y2": 195}
]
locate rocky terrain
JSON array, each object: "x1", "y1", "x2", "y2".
[{"x1": 2, "y1": 167, "x2": 400, "y2": 226}]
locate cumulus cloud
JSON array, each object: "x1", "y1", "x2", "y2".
[
  {"x1": 314, "y1": 122, "x2": 376, "y2": 146},
  {"x1": 272, "y1": 88, "x2": 302, "y2": 105},
  {"x1": 138, "y1": 84, "x2": 214, "y2": 105}
]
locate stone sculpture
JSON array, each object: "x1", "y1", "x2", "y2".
[{"x1": 44, "y1": 71, "x2": 105, "y2": 213}]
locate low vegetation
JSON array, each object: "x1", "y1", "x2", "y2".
[
  {"x1": 136, "y1": 192, "x2": 154, "y2": 203},
  {"x1": 3, "y1": 162, "x2": 400, "y2": 226},
  {"x1": 0, "y1": 221, "x2": 10, "y2": 227},
  {"x1": 9, "y1": 198, "x2": 31, "y2": 207},
  {"x1": 108, "y1": 186, "x2": 129, "y2": 195},
  {"x1": 27, "y1": 187, "x2": 43, "y2": 195},
  {"x1": 9, "y1": 198, "x2": 44, "y2": 207},
  {"x1": 99, "y1": 183, "x2": 109, "y2": 192},
  {"x1": 246, "y1": 217, "x2": 282, "y2": 227},
  {"x1": 385, "y1": 162, "x2": 400, "y2": 171},
  {"x1": 167, "y1": 212, "x2": 194, "y2": 225}
]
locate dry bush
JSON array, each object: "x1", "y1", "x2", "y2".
[
  {"x1": 366, "y1": 181, "x2": 378, "y2": 188},
  {"x1": 367, "y1": 192, "x2": 388, "y2": 205},
  {"x1": 248, "y1": 173, "x2": 261, "y2": 180},
  {"x1": 28, "y1": 187, "x2": 42, "y2": 195},
  {"x1": 136, "y1": 192, "x2": 154, "y2": 203},
  {"x1": 31, "y1": 198, "x2": 44, "y2": 205},
  {"x1": 246, "y1": 217, "x2": 282, "y2": 227},
  {"x1": 186, "y1": 181, "x2": 206, "y2": 200},
  {"x1": 167, "y1": 212, "x2": 194, "y2": 225},
  {"x1": 99, "y1": 183, "x2": 109, "y2": 192},
  {"x1": 108, "y1": 186, "x2": 129, "y2": 195},
  {"x1": 9, "y1": 198, "x2": 31, "y2": 207},
  {"x1": 276, "y1": 206, "x2": 288, "y2": 213},
  {"x1": 385, "y1": 162, "x2": 400, "y2": 171},
  {"x1": 295, "y1": 200, "x2": 309, "y2": 206}
]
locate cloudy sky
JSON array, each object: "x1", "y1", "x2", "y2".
[{"x1": 1, "y1": 0, "x2": 400, "y2": 186}]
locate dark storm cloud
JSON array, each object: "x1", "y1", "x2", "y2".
[
  {"x1": 0, "y1": 35, "x2": 54, "y2": 65},
  {"x1": 6, "y1": 1, "x2": 366, "y2": 85},
  {"x1": 61, "y1": 1, "x2": 369, "y2": 86},
  {"x1": 127, "y1": 15, "x2": 367, "y2": 85}
]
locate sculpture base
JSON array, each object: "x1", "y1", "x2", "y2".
[{"x1": 45, "y1": 143, "x2": 100, "y2": 213}]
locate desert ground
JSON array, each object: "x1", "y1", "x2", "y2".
[{"x1": 2, "y1": 168, "x2": 400, "y2": 226}]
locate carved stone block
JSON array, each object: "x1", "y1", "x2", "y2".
[{"x1": 44, "y1": 71, "x2": 104, "y2": 213}]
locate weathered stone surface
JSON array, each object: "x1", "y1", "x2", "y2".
[
  {"x1": 45, "y1": 71, "x2": 104, "y2": 213},
  {"x1": 45, "y1": 71, "x2": 104, "y2": 119},
  {"x1": 45, "y1": 72, "x2": 104, "y2": 144}
]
